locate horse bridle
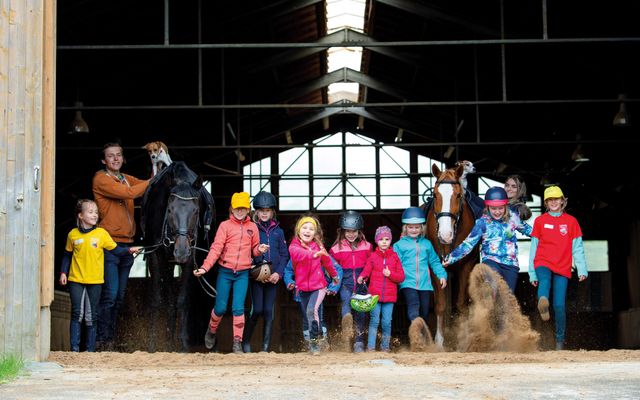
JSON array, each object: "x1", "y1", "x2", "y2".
[
  {"x1": 161, "y1": 192, "x2": 200, "y2": 249},
  {"x1": 432, "y1": 179, "x2": 464, "y2": 257}
]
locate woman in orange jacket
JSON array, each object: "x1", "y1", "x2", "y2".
[{"x1": 194, "y1": 192, "x2": 269, "y2": 353}]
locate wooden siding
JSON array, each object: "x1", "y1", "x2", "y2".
[{"x1": 0, "y1": 0, "x2": 53, "y2": 361}]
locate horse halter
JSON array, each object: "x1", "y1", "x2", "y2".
[{"x1": 162, "y1": 192, "x2": 200, "y2": 249}]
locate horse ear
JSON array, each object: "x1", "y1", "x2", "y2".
[
  {"x1": 193, "y1": 175, "x2": 203, "y2": 190},
  {"x1": 454, "y1": 163, "x2": 464, "y2": 177},
  {"x1": 432, "y1": 163, "x2": 441, "y2": 178}
]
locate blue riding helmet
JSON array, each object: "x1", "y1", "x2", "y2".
[
  {"x1": 484, "y1": 187, "x2": 509, "y2": 206},
  {"x1": 339, "y1": 210, "x2": 364, "y2": 230},
  {"x1": 402, "y1": 206, "x2": 426, "y2": 224},
  {"x1": 253, "y1": 191, "x2": 277, "y2": 209}
]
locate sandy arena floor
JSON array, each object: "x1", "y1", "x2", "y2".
[{"x1": 1, "y1": 349, "x2": 639, "y2": 399}]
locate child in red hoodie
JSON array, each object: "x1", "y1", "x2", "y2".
[
  {"x1": 358, "y1": 226, "x2": 405, "y2": 352},
  {"x1": 289, "y1": 215, "x2": 339, "y2": 355}
]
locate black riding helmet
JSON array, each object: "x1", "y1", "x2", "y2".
[
  {"x1": 339, "y1": 210, "x2": 364, "y2": 230},
  {"x1": 253, "y1": 191, "x2": 277, "y2": 209}
]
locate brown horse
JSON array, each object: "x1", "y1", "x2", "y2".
[{"x1": 426, "y1": 163, "x2": 479, "y2": 347}]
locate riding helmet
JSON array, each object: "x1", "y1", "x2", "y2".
[
  {"x1": 250, "y1": 260, "x2": 273, "y2": 282},
  {"x1": 339, "y1": 210, "x2": 364, "y2": 230},
  {"x1": 253, "y1": 191, "x2": 277, "y2": 209},
  {"x1": 350, "y1": 293, "x2": 379, "y2": 313},
  {"x1": 484, "y1": 187, "x2": 509, "y2": 206},
  {"x1": 401, "y1": 206, "x2": 426, "y2": 224}
]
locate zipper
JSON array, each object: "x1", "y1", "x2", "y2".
[
  {"x1": 235, "y1": 219, "x2": 244, "y2": 272},
  {"x1": 415, "y1": 239, "x2": 419, "y2": 289},
  {"x1": 381, "y1": 254, "x2": 387, "y2": 302}
]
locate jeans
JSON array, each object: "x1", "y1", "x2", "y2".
[
  {"x1": 401, "y1": 288, "x2": 431, "y2": 322},
  {"x1": 97, "y1": 245, "x2": 134, "y2": 343},
  {"x1": 339, "y1": 267, "x2": 366, "y2": 344},
  {"x1": 483, "y1": 259, "x2": 520, "y2": 293},
  {"x1": 536, "y1": 266, "x2": 569, "y2": 342},
  {"x1": 368, "y1": 302, "x2": 394, "y2": 351},
  {"x1": 214, "y1": 268, "x2": 250, "y2": 317},
  {"x1": 69, "y1": 282, "x2": 102, "y2": 352},
  {"x1": 300, "y1": 302, "x2": 326, "y2": 340}
]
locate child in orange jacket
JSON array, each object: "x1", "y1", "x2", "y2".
[{"x1": 194, "y1": 192, "x2": 269, "y2": 353}]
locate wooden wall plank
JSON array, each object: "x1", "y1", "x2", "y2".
[
  {"x1": 39, "y1": 0, "x2": 56, "y2": 361},
  {"x1": 0, "y1": 0, "x2": 10, "y2": 356},
  {"x1": 22, "y1": 0, "x2": 44, "y2": 360}
]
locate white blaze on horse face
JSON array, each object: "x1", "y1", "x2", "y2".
[{"x1": 437, "y1": 183, "x2": 455, "y2": 244}]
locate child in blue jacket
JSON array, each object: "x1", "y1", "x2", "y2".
[
  {"x1": 242, "y1": 191, "x2": 290, "y2": 353},
  {"x1": 393, "y1": 207, "x2": 447, "y2": 326},
  {"x1": 284, "y1": 257, "x2": 343, "y2": 350}
]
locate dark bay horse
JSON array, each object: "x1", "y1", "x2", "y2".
[
  {"x1": 140, "y1": 161, "x2": 215, "y2": 351},
  {"x1": 425, "y1": 163, "x2": 478, "y2": 347}
]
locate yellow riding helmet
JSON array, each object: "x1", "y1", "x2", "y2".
[{"x1": 544, "y1": 186, "x2": 564, "y2": 201}]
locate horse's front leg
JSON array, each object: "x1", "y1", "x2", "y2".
[
  {"x1": 148, "y1": 253, "x2": 162, "y2": 353},
  {"x1": 163, "y1": 265, "x2": 177, "y2": 351},
  {"x1": 176, "y1": 264, "x2": 191, "y2": 352},
  {"x1": 433, "y1": 277, "x2": 447, "y2": 348}
]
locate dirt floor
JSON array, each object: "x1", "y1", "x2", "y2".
[
  {"x1": 6, "y1": 266, "x2": 637, "y2": 399},
  {"x1": 1, "y1": 349, "x2": 639, "y2": 400}
]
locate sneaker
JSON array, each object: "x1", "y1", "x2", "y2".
[
  {"x1": 538, "y1": 296, "x2": 550, "y2": 321},
  {"x1": 353, "y1": 341, "x2": 365, "y2": 353},
  {"x1": 309, "y1": 339, "x2": 320, "y2": 355},
  {"x1": 232, "y1": 340, "x2": 243, "y2": 354},
  {"x1": 204, "y1": 329, "x2": 217, "y2": 350}
]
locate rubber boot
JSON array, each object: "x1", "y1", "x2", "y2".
[
  {"x1": 262, "y1": 319, "x2": 273, "y2": 352},
  {"x1": 204, "y1": 328, "x2": 217, "y2": 350},
  {"x1": 242, "y1": 316, "x2": 257, "y2": 353},
  {"x1": 85, "y1": 324, "x2": 97, "y2": 352},
  {"x1": 232, "y1": 339, "x2": 244, "y2": 354},
  {"x1": 70, "y1": 320, "x2": 81, "y2": 352}
]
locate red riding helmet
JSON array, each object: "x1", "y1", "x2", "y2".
[{"x1": 484, "y1": 187, "x2": 509, "y2": 206}]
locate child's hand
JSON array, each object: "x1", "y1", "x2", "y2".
[
  {"x1": 287, "y1": 283, "x2": 296, "y2": 291},
  {"x1": 314, "y1": 248, "x2": 329, "y2": 258},
  {"x1": 332, "y1": 275, "x2": 340, "y2": 285},
  {"x1": 442, "y1": 256, "x2": 450, "y2": 268},
  {"x1": 578, "y1": 275, "x2": 587, "y2": 282},
  {"x1": 382, "y1": 266, "x2": 391, "y2": 277},
  {"x1": 530, "y1": 280, "x2": 538, "y2": 287},
  {"x1": 439, "y1": 278, "x2": 447, "y2": 289},
  {"x1": 129, "y1": 246, "x2": 142, "y2": 255},
  {"x1": 268, "y1": 272, "x2": 280, "y2": 284},
  {"x1": 357, "y1": 276, "x2": 364, "y2": 284},
  {"x1": 193, "y1": 267, "x2": 206, "y2": 277},
  {"x1": 327, "y1": 289, "x2": 336, "y2": 296},
  {"x1": 258, "y1": 244, "x2": 270, "y2": 254},
  {"x1": 59, "y1": 273, "x2": 67, "y2": 286}
]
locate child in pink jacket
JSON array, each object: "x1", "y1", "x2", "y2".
[
  {"x1": 289, "y1": 215, "x2": 339, "y2": 355},
  {"x1": 358, "y1": 226, "x2": 405, "y2": 352}
]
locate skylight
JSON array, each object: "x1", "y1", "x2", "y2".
[{"x1": 326, "y1": 0, "x2": 366, "y2": 103}]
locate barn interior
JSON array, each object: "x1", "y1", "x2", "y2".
[{"x1": 51, "y1": 0, "x2": 640, "y2": 352}]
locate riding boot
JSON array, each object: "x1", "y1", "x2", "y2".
[
  {"x1": 242, "y1": 316, "x2": 257, "y2": 353},
  {"x1": 262, "y1": 319, "x2": 273, "y2": 352}
]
